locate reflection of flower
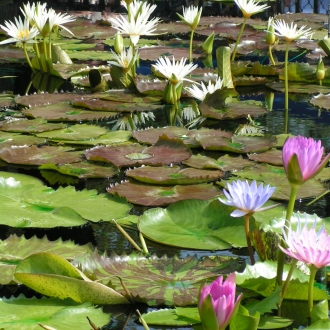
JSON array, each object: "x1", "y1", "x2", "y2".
[
  {"x1": 219, "y1": 180, "x2": 276, "y2": 217},
  {"x1": 282, "y1": 136, "x2": 330, "y2": 187},
  {"x1": 152, "y1": 56, "x2": 197, "y2": 86},
  {"x1": 198, "y1": 273, "x2": 242, "y2": 330},
  {"x1": 185, "y1": 77, "x2": 224, "y2": 101},
  {"x1": 280, "y1": 215, "x2": 330, "y2": 269},
  {"x1": 108, "y1": 46, "x2": 139, "y2": 72},
  {"x1": 177, "y1": 5, "x2": 202, "y2": 30},
  {"x1": 272, "y1": 19, "x2": 313, "y2": 43},
  {"x1": 0, "y1": 16, "x2": 39, "y2": 45},
  {"x1": 109, "y1": 13, "x2": 160, "y2": 46},
  {"x1": 234, "y1": 0, "x2": 269, "y2": 18}
]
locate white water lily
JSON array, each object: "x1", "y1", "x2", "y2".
[
  {"x1": 234, "y1": 0, "x2": 270, "y2": 18},
  {"x1": 177, "y1": 5, "x2": 202, "y2": 30},
  {"x1": 0, "y1": 16, "x2": 39, "y2": 45},
  {"x1": 152, "y1": 56, "x2": 197, "y2": 86},
  {"x1": 108, "y1": 46, "x2": 139, "y2": 72},
  {"x1": 219, "y1": 180, "x2": 277, "y2": 217},
  {"x1": 109, "y1": 13, "x2": 160, "y2": 45},
  {"x1": 125, "y1": 0, "x2": 157, "y2": 21},
  {"x1": 185, "y1": 77, "x2": 224, "y2": 101},
  {"x1": 272, "y1": 19, "x2": 313, "y2": 42}
]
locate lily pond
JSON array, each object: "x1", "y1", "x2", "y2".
[{"x1": 2, "y1": 2, "x2": 330, "y2": 330}]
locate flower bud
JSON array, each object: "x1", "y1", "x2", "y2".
[
  {"x1": 316, "y1": 55, "x2": 325, "y2": 81},
  {"x1": 266, "y1": 17, "x2": 276, "y2": 45},
  {"x1": 202, "y1": 31, "x2": 215, "y2": 55},
  {"x1": 114, "y1": 33, "x2": 124, "y2": 54}
]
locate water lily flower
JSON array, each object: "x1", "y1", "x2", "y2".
[
  {"x1": 282, "y1": 135, "x2": 330, "y2": 188},
  {"x1": 185, "y1": 77, "x2": 224, "y2": 101},
  {"x1": 272, "y1": 19, "x2": 313, "y2": 43},
  {"x1": 127, "y1": 0, "x2": 157, "y2": 21},
  {"x1": 177, "y1": 5, "x2": 202, "y2": 30},
  {"x1": 266, "y1": 17, "x2": 276, "y2": 65},
  {"x1": 219, "y1": 180, "x2": 276, "y2": 217},
  {"x1": 231, "y1": 0, "x2": 269, "y2": 61},
  {"x1": 152, "y1": 56, "x2": 197, "y2": 87},
  {"x1": 109, "y1": 13, "x2": 160, "y2": 46},
  {"x1": 198, "y1": 273, "x2": 242, "y2": 330},
  {"x1": 0, "y1": 16, "x2": 39, "y2": 45},
  {"x1": 316, "y1": 55, "x2": 325, "y2": 85},
  {"x1": 108, "y1": 46, "x2": 139, "y2": 72},
  {"x1": 234, "y1": 0, "x2": 269, "y2": 18}
]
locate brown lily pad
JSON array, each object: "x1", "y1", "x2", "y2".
[
  {"x1": 310, "y1": 93, "x2": 330, "y2": 110},
  {"x1": 107, "y1": 181, "x2": 221, "y2": 206},
  {"x1": 196, "y1": 135, "x2": 277, "y2": 153},
  {"x1": 22, "y1": 102, "x2": 118, "y2": 122},
  {"x1": 126, "y1": 165, "x2": 224, "y2": 185},
  {"x1": 85, "y1": 135, "x2": 191, "y2": 167},
  {"x1": 0, "y1": 145, "x2": 83, "y2": 166},
  {"x1": 248, "y1": 148, "x2": 283, "y2": 166},
  {"x1": 183, "y1": 154, "x2": 254, "y2": 172}
]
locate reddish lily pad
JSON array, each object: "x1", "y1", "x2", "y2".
[
  {"x1": 248, "y1": 148, "x2": 283, "y2": 166},
  {"x1": 126, "y1": 165, "x2": 224, "y2": 185},
  {"x1": 266, "y1": 81, "x2": 330, "y2": 94},
  {"x1": 138, "y1": 46, "x2": 200, "y2": 61},
  {"x1": 195, "y1": 135, "x2": 277, "y2": 153},
  {"x1": 85, "y1": 135, "x2": 191, "y2": 167},
  {"x1": 22, "y1": 102, "x2": 118, "y2": 122},
  {"x1": 38, "y1": 162, "x2": 118, "y2": 179},
  {"x1": 107, "y1": 181, "x2": 221, "y2": 206},
  {"x1": 0, "y1": 118, "x2": 66, "y2": 133},
  {"x1": 72, "y1": 98, "x2": 162, "y2": 112},
  {"x1": 0, "y1": 146, "x2": 83, "y2": 166},
  {"x1": 183, "y1": 154, "x2": 254, "y2": 171},
  {"x1": 310, "y1": 93, "x2": 330, "y2": 110}
]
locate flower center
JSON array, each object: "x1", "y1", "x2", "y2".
[{"x1": 18, "y1": 29, "x2": 29, "y2": 39}]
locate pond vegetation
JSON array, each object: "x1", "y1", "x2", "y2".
[{"x1": 1, "y1": 0, "x2": 330, "y2": 329}]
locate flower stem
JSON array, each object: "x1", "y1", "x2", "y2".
[
  {"x1": 284, "y1": 41, "x2": 289, "y2": 111},
  {"x1": 268, "y1": 44, "x2": 276, "y2": 65},
  {"x1": 23, "y1": 43, "x2": 35, "y2": 73},
  {"x1": 279, "y1": 258, "x2": 297, "y2": 312},
  {"x1": 308, "y1": 265, "x2": 318, "y2": 325},
  {"x1": 276, "y1": 185, "x2": 299, "y2": 286},
  {"x1": 244, "y1": 214, "x2": 255, "y2": 265},
  {"x1": 231, "y1": 17, "x2": 246, "y2": 62},
  {"x1": 189, "y1": 29, "x2": 194, "y2": 63}
]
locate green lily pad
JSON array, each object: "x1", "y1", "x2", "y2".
[
  {"x1": 108, "y1": 182, "x2": 221, "y2": 206},
  {"x1": 140, "y1": 199, "x2": 246, "y2": 249},
  {"x1": 0, "y1": 131, "x2": 47, "y2": 149},
  {"x1": 126, "y1": 165, "x2": 224, "y2": 185},
  {"x1": 0, "y1": 235, "x2": 93, "y2": 284},
  {"x1": 76, "y1": 250, "x2": 244, "y2": 306},
  {"x1": 0, "y1": 295, "x2": 110, "y2": 330},
  {"x1": 85, "y1": 135, "x2": 191, "y2": 167}
]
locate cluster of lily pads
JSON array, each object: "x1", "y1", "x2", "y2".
[{"x1": 1, "y1": 0, "x2": 330, "y2": 329}]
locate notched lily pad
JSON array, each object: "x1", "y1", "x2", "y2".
[
  {"x1": 248, "y1": 148, "x2": 283, "y2": 166},
  {"x1": 0, "y1": 118, "x2": 66, "y2": 133},
  {"x1": 126, "y1": 165, "x2": 224, "y2": 185},
  {"x1": 85, "y1": 135, "x2": 191, "y2": 167},
  {"x1": 0, "y1": 145, "x2": 83, "y2": 166},
  {"x1": 107, "y1": 181, "x2": 221, "y2": 206},
  {"x1": 196, "y1": 135, "x2": 277, "y2": 153},
  {"x1": 310, "y1": 93, "x2": 330, "y2": 110},
  {"x1": 0, "y1": 131, "x2": 47, "y2": 149},
  {"x1": 76, "y1": 250, "x2": 244, "y2": 306}
]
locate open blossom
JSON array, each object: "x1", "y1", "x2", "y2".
[
  {"x1": 177, "y1": 5, "x2": 202, "y2": 30},
  {"x1": 185, "y1": 77, "x2": 224, "y2": 101},
  {"x1": 126, "y1": 0, "x2": 157, "y2": 20},
  {"x1": 234, "y1": 0, "x2": 269, "y2": 18},
  {"x1": 0, "y1": 16, "x2": 39, "y2": 45},
  {"x1": 282, "y1": 136, "x2": 330, "y2": 187},
  {"x1": 108, "y1": 46, "x2": 139, "y2": 72},
  {"x1": 219, "y1": 180, "x2": 277, "y2": 217},
  {"x1": 272, "y1": 19, "x2": 313, "y2": 42},
  {"x1": 198, "y1": 273, "x2": 242, "y2": 330},
  {"x1": 152, "y1": 56, "x2": 197, "y2": 86},
  {"x1": 280, "y1": 215, "x2": 330, "y2": 269}
]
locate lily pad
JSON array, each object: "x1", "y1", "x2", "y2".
[
  {"x1": 76, "y1": 250, "x2": 244, "y2": 306},
  {"x1": 0, "y1": 145, "x2": 83, "y2": 166},
  {"x1": 248, "y1": 148, "x2": 283, "y2": 166},
  {"x1": 85, "y1": 135, "x2": 191, "y2": 167},
  {"x1": 107, "y1": 181, "x2": 221, "y2": 206},
  {"x1": 0, "y1": 235, "x2": 93, "y2": 284},
  {"x1": 0, "y1": 131, "x2": 47, "y2": 148},
  {"x1": 0, "y1": 295, "x2": 110, "y2": 330},
  {"x1": 310, "y1": 93, "x2": 330, "y2": 110},
  {"x1": 126, "y1": 165, "x2": 224, "y2": 185}
]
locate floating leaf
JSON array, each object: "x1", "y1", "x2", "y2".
[
  {"x1": 248, "y1": 148, "x2": 283, "y2": 166},
  {"x1": 0, "y1": 118, "x2": 66, "y2": 133}
]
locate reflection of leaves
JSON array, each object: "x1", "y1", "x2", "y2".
[{"x1": 76, "y1": 250, "x2": 244, "y2": 306}]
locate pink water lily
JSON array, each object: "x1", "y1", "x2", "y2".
[
  {"x1": 282, "y1": 136, "x2": 330, "y2": 187},
  {"x1": 198, "y1": 273, "x2": 242, "y2": 330},
  {"x1": 280, "y1": 216, "x2": 330, "y2": 269}
]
